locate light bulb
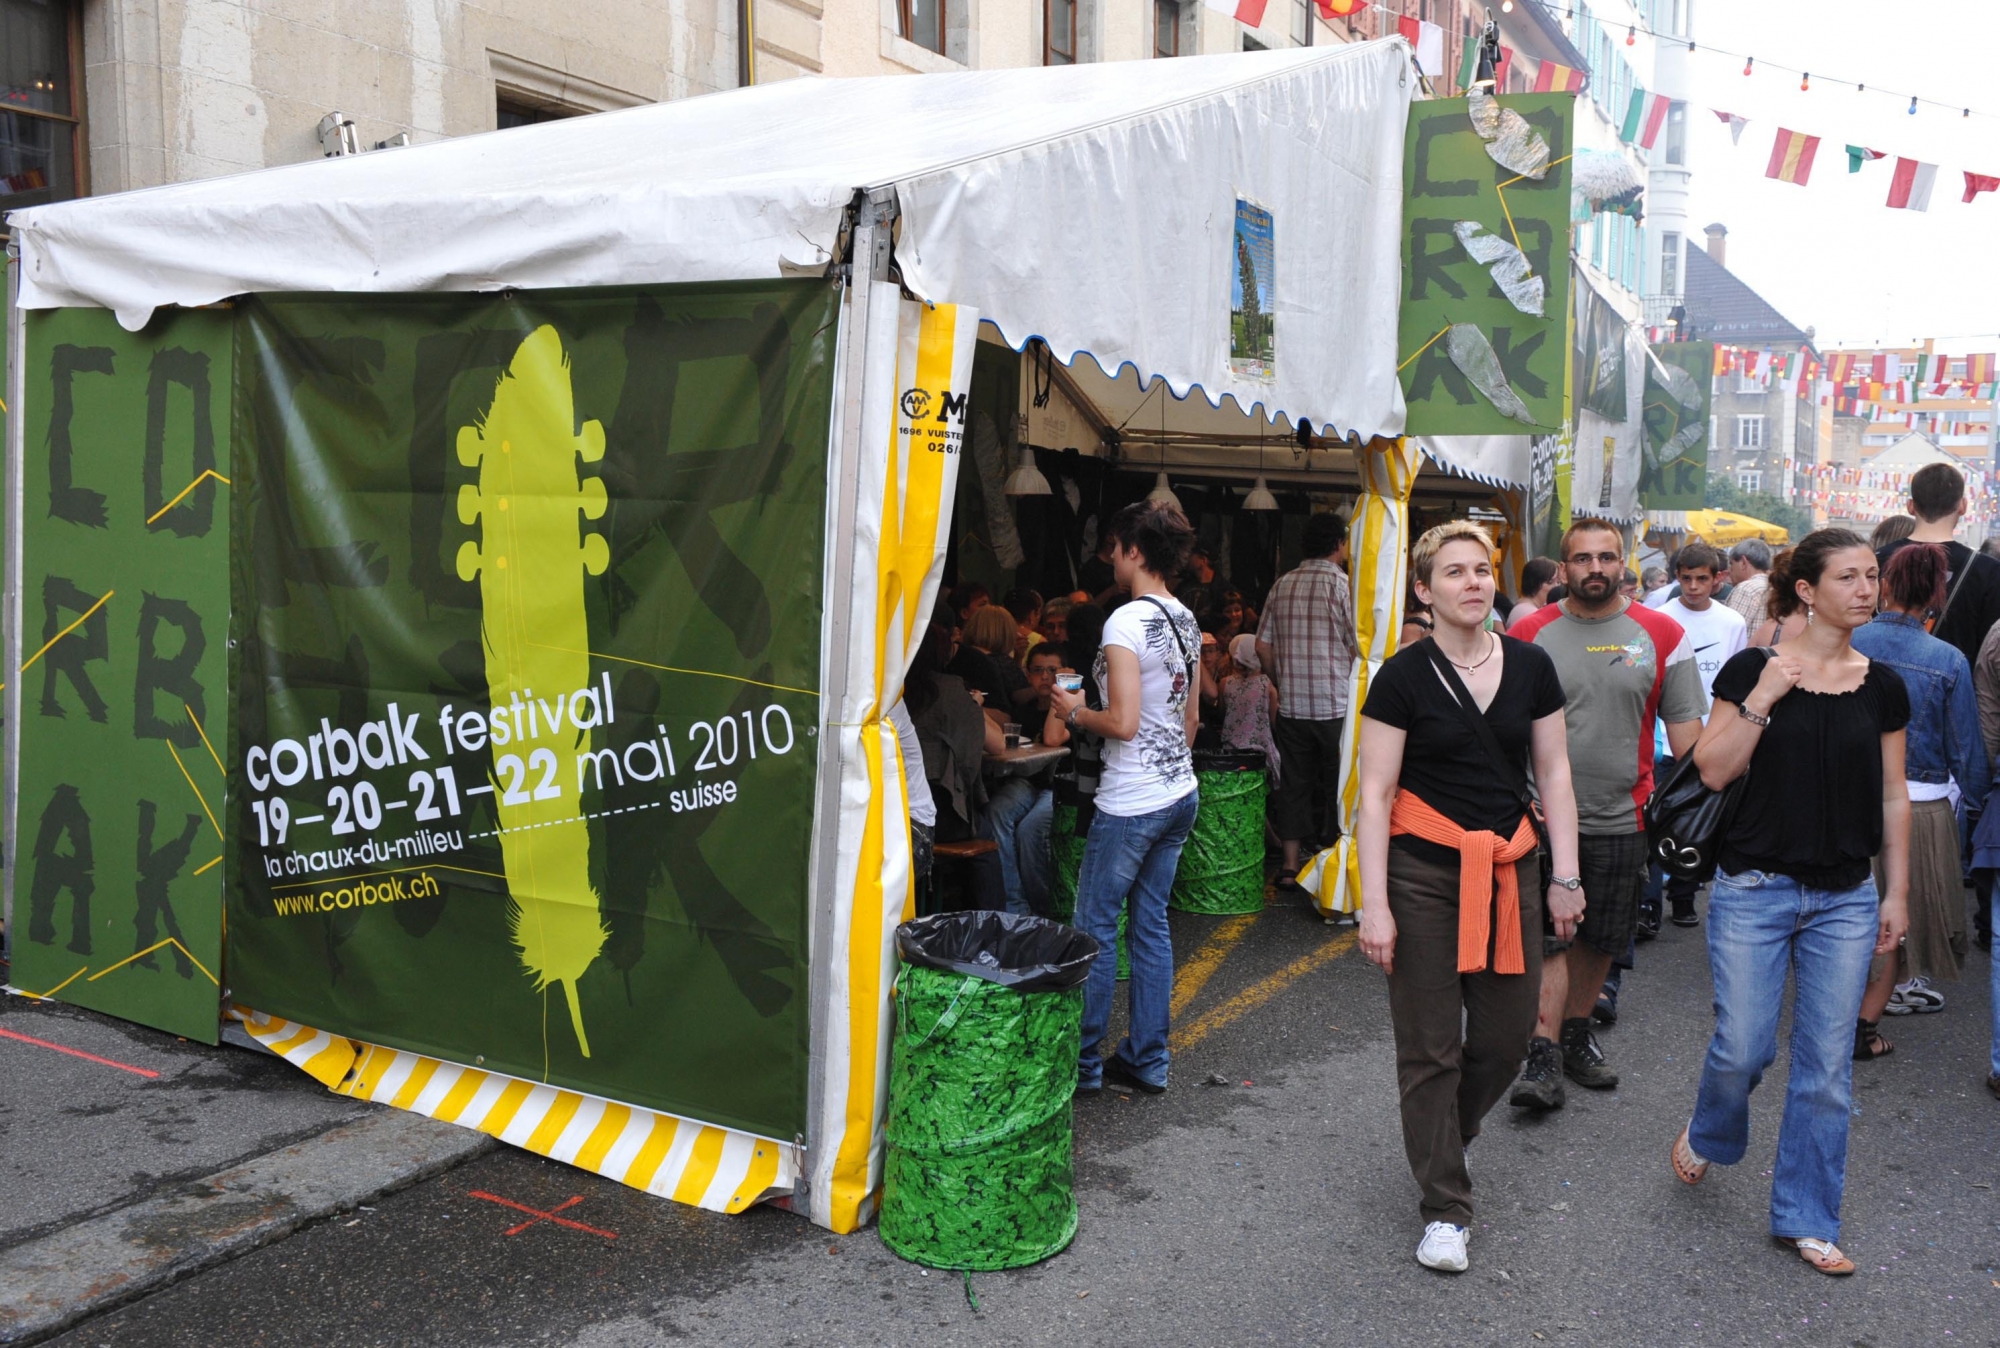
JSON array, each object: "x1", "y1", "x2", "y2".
[
  {"x1": 1625, "y1": 25, "x2": 1635, "y2": 45},
  {"x1": 1908, "y1": 95, "x2": 1918, "y2": 115},
  {"x1": 1800, "y1": 73, "x2": 1810, "y2": 92},
  {"x1": 1500, "y1": 0, "x2": 1512, "y2": 10}
]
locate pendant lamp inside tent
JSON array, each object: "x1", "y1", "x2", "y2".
[
  {"x1": 1004, "y1": 446, "x2": 1051, "y2": 495},
  {"x1": 1146, "y1": 471, "x2": 1182, "y2": 512},
  {"x1": 1243, "y1": 476, "x2": 1279, "y2": 510}
]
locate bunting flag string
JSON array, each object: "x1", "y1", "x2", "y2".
[
  {"x1": 1715, "y1": 117, "x2": 1995, "y2": 213},
  {"x1": 1846, "y1": 145, "x2": 1886, "y2": 174}
]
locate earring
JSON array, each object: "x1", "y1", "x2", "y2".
[{"x1": 1806, "y1": 603, "x2": 1815, "y2": 627}]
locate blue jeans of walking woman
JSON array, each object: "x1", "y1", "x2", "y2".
[
  {"x1": 1688, "y1": 869, "x2": 1879, "y2": 1241},
  {"x1": 1074, "y1": 790, "x2": 1198, "y2": 1090}
]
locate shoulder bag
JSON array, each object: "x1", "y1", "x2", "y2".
[
  {"x1": 1418, "y1": 640, "x2": 1553, "y2": 894},
  {"x1": 1642, "y1": 647, "x2": 1771, "y2": 881}
]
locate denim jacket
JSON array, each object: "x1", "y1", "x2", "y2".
[{"x1": 1851, "y1": 611, "x2": 1990, "y2": 810}]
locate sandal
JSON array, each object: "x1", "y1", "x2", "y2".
[
  {"x1": 1670, "y1": 1125, "x2": 1709, "y2": 1185},
  {"x1": 1853, "y1": 1018, "x2": 1894, "y2": 1061},
  {"x1": 1779, "y1": 1236, "x2": 1855, "y2": 1276}
]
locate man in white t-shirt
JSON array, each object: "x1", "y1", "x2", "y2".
[{"x1": 1652, "y1": 541, "x2": 1745, "y2": 926}]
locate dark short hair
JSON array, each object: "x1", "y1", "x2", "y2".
[
  {"x1": 1882, "y1": 541, "x2": 1949, "y2": 615},
  {"x1": 1675, "y1": 542, "x2": 1726, "y2": 575},
  {"x1": 1519, "y1": 556, "x2": 1559, "y2": 596},
  {"x1": 948, "y1": 581, "x2": 990, "y2": 616},
  {"x1": 1002, "y1": 587, "x2": 1043, "y2": 622},
  {"x1": 1104, "y1": 501, "x2": 1195, "y2": 582},
  {"x1": 1301, "y1": 512, "x2": 1348, "y2": 559},
  {"x1": 1910, "y1": 462, "x2": 1966, "y2": 522},
  {"x1": 1026, "y1": 643, "x2": 1066, "y2": 668},
  {"x1": 1560, "y1": 518, "x2": 1623, "y2": 558}
]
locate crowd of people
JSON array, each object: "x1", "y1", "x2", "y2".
[{"x1": 891, "y1": 461, "x2": 1998, "y2": 1282}]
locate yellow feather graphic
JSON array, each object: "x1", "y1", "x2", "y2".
[{"x1": 455, "y1": 325, "x2": 611, "y2": 1058}]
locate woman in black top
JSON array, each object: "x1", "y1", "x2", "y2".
[
  {"x1": 1675, "y1": 528, "x2": 1911, "y2": 1278},
  {"x1": 1355, "y1": 521, "x2": 1582, "y2": 1275}
]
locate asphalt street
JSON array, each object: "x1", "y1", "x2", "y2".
[{"x1": 19, "y1": 895, "x2": 2000, "y2": 1348}]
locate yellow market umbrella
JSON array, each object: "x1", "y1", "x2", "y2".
[{"x1": 1684, "y1": 508, "x2": 1789, "y2": 548}]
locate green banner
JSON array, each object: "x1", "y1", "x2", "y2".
[
  {"x1": 1641, "y1": 341, "x2": 1714, "y2": 511},
  {"x1": 225, "y1": 283, "x2": 835, "y2": 1139},
  {"x1": 14, "y1": 308, "x2": 234, "y2": 1042},
  {"x1": 1400, "y1": 94, "x2": 1574, "y2": 436}
]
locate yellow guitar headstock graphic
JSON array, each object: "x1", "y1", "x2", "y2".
[{"x1": 455, "y1": 324, "x2": 609, "y2": 1059}]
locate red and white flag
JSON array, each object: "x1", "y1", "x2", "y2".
[
  {"x1": 1203, "y1": 0, "x2": 1270, "y2": 25},
  {"x1": 1886, "y1": 158, "x2": 1938, "y2": 211},
  {"x1": 1965, "y1": 172, "x2": 2000, "y2": 204},
  {"x1": 1396, "y1": 16, "x2": 1445, "y2": 77},
  {"x1": 1713, "y1": 109, "x2": 1749, "y2": 145}
]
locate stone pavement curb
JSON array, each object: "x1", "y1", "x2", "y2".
[{"x1": 0, "y1": 1107, "x2": 496, "y2": 1345}]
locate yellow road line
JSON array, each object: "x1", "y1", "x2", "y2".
[
  {"x1": 1169, "y1": 914, "x2": 1258, "y2": 1020},
  {"x1": 185, "y1": 703, "x2": 226, "y2": 776},
  {"x1": 86, "y1": 937, "x2": 220, "y2": 987},
  {"x1": 168, "y1": 741, "x2": 223, "y2": 841},
  {"x1": 1170, "y1": 932, "x2": 1355, "y2": 1054},
  {"x1": 145, "y1": 468, "x2": 232, "y2": 526},
  {"x1": 12, "y1": 589, "x2": 114, "y2": 685}
]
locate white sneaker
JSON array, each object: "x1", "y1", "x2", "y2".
[
  {"x1": 1886, "y1": 976, "x2": 1946, "y2": 1016},
  {"x1": 1417, "y1": 1221, "x2": 1470, "y2": 1272}
]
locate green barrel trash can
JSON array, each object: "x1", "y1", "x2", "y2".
[
  {"x1": 1170, "y1": 749, "x2": 1269, "y2": 915},
  {"x1": 881, "y1": 911, "x2": 1100, "y2": 1271},
  {"x1": 1050, "y1": 800, "x2": 1128, "y2": 978}
]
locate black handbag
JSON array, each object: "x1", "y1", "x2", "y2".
[
  {"x1": 1419, "y1": 641, "x2": 1552, "y2": 894},
  {"x1": 1641, "y1": 647, "x2": 1769, "y2": 881}
]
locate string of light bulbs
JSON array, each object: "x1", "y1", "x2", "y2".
[{"x1": 1481, "y1": 0, "x2": 1998, "y2": 124}]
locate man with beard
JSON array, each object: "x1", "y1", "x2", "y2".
[{"x1": 1509, "y1": 519, "x2": 1708, "y2": 1110}]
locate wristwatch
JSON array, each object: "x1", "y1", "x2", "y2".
[
  {"x1": 1550, "y1": 875, "x2": 1583, "y2": 891},
  {"x1": 1067, "y1": 705, "x2": 1085, "y2": 729}
]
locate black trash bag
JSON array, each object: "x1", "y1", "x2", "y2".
[
  {"x1": 1191, "y1": 747, "x2": 1267, "y2": 774},
  {"x1": 895, "y1": 911, "x2": 1100, "y2": 992}
]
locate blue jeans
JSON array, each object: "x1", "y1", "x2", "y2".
[
  {"x1": 1688, "y1": 868, "x2": 1878, "y2": 1242},
  {"x1": 989, "y1": 779, "x2": 1054, "y2": 917},
  {"x1": 1074, "y1": 790, "x2": 1198, "y2": 1089},
  {"x1": 1990, "y1": 927, "x2": 2000, "y2": 1079}
]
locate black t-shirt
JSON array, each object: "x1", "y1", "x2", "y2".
[
  {"x1": 1878, "y1": 537, "x2": 2000, "y2": 670},
  {"x1": 1710, "y1": 647, "x2": 1911, "y2": 890},
  {"x1": 1079, "y1": 555, "x2": 1117, "y2": 600},
  {"x1": 1362, "y1": 636, "x2": 1566, "y2": 863}
]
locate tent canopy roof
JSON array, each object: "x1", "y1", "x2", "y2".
[{"x1": 10, "y1": 42, "x2": 1415, "y2": 439}]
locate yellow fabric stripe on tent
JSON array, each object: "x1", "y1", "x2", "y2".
[
  {"x1": 575, "y1": 1103, "x2": 634, "y2": 1174},
  {"x1": 230, "y1": 1007, "x2": 793, "y2": 1215},
  {"x1": 672, "y1": 1127, "x2": 729, "y2": 1206}
]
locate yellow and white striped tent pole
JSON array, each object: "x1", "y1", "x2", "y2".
[
  {"x1": 1308, "y1": 436, "x2": 1422, "y2": 917},
  {"x1": 1495, "y1": 488, "x2": 1531, "y2": 595},
  {"x1": 802, "y1": 264, "x2": 979, "y2": 1234}
]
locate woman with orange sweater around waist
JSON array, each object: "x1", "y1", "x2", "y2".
[{"x1": 1355, "y1": 521, "x2": 1584, "y2": 1275}]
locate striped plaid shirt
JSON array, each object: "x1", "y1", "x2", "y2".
[{"x1": 1256, "y1": 558, "x2": 1358, "y2": 720}]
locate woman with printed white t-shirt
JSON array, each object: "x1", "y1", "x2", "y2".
[{"x1": 1049, "y1": 501, "x2": 1202, "y2": 1096}]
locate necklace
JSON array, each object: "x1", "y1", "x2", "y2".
[{"x1": 1445, "y1": 631, "x2": 1496, "y2": 673}]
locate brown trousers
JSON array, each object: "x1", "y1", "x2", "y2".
[{"x1": 1384, "y1": 845, "x2": 1543, "y2": 1226}]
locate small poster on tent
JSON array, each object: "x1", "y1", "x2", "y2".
[
  {"x1": 1641, "y1": 341, "x2": 1715, "y2": 511},
  {"x1": 1398, "y1": 94, "x2": 1574, "y2": 436},
  {"x1": 223, "y1": 282, "x2": 837, "y2": 1141},
  {"x1": 1230, "y1": 198, "x2": 1276, "y2": 381}
]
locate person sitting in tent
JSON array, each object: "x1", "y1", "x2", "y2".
[{"x1": 909, "y1": 623, "x2": 1005, "y2": 910}]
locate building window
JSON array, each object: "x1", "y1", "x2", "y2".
[
  {"x1": 1736, "y1": 415, "x2": 1765, "y2": 450},
  {"x1": 902, "y1": 0, "x2": 948, "y2": 55},
  {"x1": 1737, "y1": 469, "x2": 1762, "y2": 493},
  {"x1": 1154, "y1": 0, "x2": 1180, "y2": 57},
  {"x1": 1242, "y1": 33, "x2": 1267, "y2": 52},
  {"x1": 1664, "y1": 101, "x2": 1687, "y2": 166},
  {"x1": 1736, "y1": 369, "x2": 1765, "y2": 394},
  {"x1": 1659, "y1": 231, "x2": 1681, "y2": 294},
  {"x1": 496, "y1": 95, "x2": 573, "y2": 130},
  {"x1": 1, "y1": 0, "x2": 82, "y2": 219},
  {"x1": 1292, "y1": 0, "x2": 1310, "y2": 46},
  {"x1": 1046, "y1": 0, "x2": 1076, "y2": 64}
]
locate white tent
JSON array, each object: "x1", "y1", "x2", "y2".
[
  {"x1": 4, "y1": 40, "x2": 1419, "y2": 1235},
  {"x1": 10, "y1": 42, "x2": 1413, "y2": 439}
]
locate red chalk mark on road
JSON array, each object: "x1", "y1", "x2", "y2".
[
  {"x1": 469, "y1": 1189, "x2": 618, "y2": 1240},
  {"x1": 0, "y1": 1026, "x2": 161, "y2": 1078}
]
